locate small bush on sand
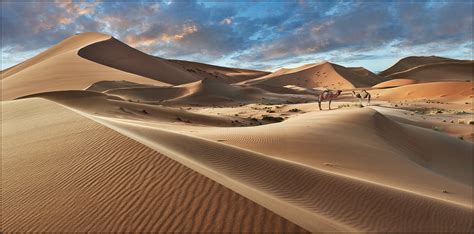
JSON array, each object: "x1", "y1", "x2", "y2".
[
  {"x1": 458, "y1": 119, "x2": 465, "y2": 124},
  {"x1": 289, "y1": 108, "x2": 301, "y2": 112},
  {"x1": 262, "y1": 116, "x2": 284, "y2": 122},
  {"x1": 458, "y1": 136, "x2": 464, "y2": 140},
  {"x1": 338, "y1": 104, "x2": 350, "y2": 108}
]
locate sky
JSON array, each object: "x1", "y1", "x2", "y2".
[{"x1": 1, "y1": 1, "x2": 473, "y2": 72}]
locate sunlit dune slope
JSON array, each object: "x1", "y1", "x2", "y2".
[
  {"x1": 385, "y1": 62, "x2": 474, "y2": 82},
  {"x1": 241, "y1": 61, "x2": 381, "y2": 89},
  {"x1": 1, "y1": 32, "x2": 166, "y2": 100},
  {"x1": 379, "y1": 56, "x2": 469, "y2": 77},
  {"x1": 374, "y1": 81, "x2": 473, "y2": 102},
  {"x1": 2, "y1": 32, "x2": 110, "y2": 78},
  {"x1": 1, "y1": 98, "x2": 307, "y2": 233},
  {"x1": 373, "y1": 78, "x2": 418, "y2": 88},
  {"x1": 93, "y1": 107, "x2": 472, "y2": 232},
  {"x1": 378, "y1": 56, "x2": 473, "y2": 83}
]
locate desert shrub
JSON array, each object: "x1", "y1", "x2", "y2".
[
  {"x1": 338, "y1": 104, "x2": 350, "y2": 108},
  {"x1": 289, "y1": 108, "x2": 301, "y2": 112},
  {"x1": 458, "y1": 136, "x2": 464, "y2": 140},
  {"x1": 262, "y1": 116, "x2": 284, "y2": 122}
]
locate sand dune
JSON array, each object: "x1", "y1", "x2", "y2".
[
  {"x1": 2, "y1": 32, "x2": 110, "y2": 78},
  {"x1": 193, "y1": 107, "x2": 473, "y2": 204},
  {"x1": 169, "y1": 59, "x2": 270, "y2": 83},
  {"x1": 2, "y1": 98, "x2": 307, "y2": 232},
  {"x1": 347, "y1": 66, "x2": 381, "y2": 80},
  {"x1": 241, "y1": 61, "x2": 380, "y2": 90},
  {"x1": 167, "y1": 77, "x2": 303, "y2": 105},
  {"x1": 2, "y1": 32, "x2": 271, "y2": 100},
  {"x1": 384, "y1": 62, "x2": 474, "y2": 82},
  {"x1": 379, "y1": 56, "x2": 469, "y2": 77},
  {"x1": 374, "y1": 81, "x2": 473, "y2": 102},
  {"x1": 373, "y1": 78, "x2": 418, "y2": 88},
  {"x1": 105, "y1": 86, "x2": 189, "y2": 103},
  {"x1": 78, "y1": 37, "x2": 201, "y2": 85},
  {"x1": 82, "y1": 78, "x2": 307, "y2": 106},
  {"x1": 86, "y1": 80, "x2": 167, "y2": 92},
  {"x1": 1, "y1": 33, "x2": 166, "y2": 100},
  {"x1": 23, "y1": 90, "x2": 253, "y2": 127},
  {"x1": 90, "y1": 107, "x2": 472, "y2": 232}
]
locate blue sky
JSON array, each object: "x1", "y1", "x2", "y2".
[{"x1": 1, "y1": 1, "x2": 473, "y2": 72}]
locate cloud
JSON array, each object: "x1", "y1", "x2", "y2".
[
  {"x1": 1, "y1": 1, "x2": 473, "y2": 71},
  {"x1": 1, "y1": 1, "x2": 99, "y2": 52},
  {"x1": 220, "y1": 17, "x2": 232, "y2": 25}
]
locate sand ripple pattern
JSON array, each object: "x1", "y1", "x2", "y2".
[
  {"x1": 100, "y1": 118, "x2": 472, "y2": 232},
  {"x1": 1, "y1": 99, "x2": 307, "y2": 233}
]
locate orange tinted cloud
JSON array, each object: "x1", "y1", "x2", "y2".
[{"x1": 32, "y1": 1, "x2": 98, "y2": 32}]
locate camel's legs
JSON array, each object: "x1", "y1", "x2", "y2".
[
  {"x1": 329, "y1": 99, "x2": 332, "y2": 110},
  {"x1": 318, "y1": 100, "x2": 322, "y2": 110}
]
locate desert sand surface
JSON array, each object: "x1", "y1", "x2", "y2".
[
  {"x1": 379, "y1": 56, "x2": 471, "y2": 77},
  {"x1": 2, "y1": 33, "x2": 473, "y2": 232},
  {"x1": 380, "y1": 56, "x2": 473, "y2": 83},
  {"x1": 240, "y1": 61, "x2": 382, "y2": 90},
  {"x1": 2, "y1": 98, "x2": 307, "y2": 233},
  {"x1": 1, "y1": 32, "x2": 167, "y2": 100}
]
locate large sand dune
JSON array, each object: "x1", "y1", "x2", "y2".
[
  {"x1": 78, "y1": 37, "x2": 201, "y2": 85},
  {"x1": 241, "y1": 61, "x2": 381, "y2": 90},
  {"x1": 374, "y1": 81, "x2": 473, "y2": 102},
  {"x1": 1, "y1": 33, "x2": 166, "y2": 100},
  {"x1": 89, "y1": 107, "x2": 472, "y2": 232},
  {"x1": 384, "y1": 62, "x2": 474, "y2": 82},
  {"x1": 379, "y1": 56, "x2": 469, "y2": 77},
  {"x1": 1, "y1": 98, "x2": 307, "y2": 232}
]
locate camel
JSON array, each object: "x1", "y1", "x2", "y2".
[
  {"x1": 318, "y1": 89, "x2": 342, "y2": 110},
  {"x1": 352, "y1": 90, "x2": 371, "y2": 106}
]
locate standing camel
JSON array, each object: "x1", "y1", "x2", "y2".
[
  {"x1": 352, "y1": 90, "x2": 371, "y2": 106},
  {"x1": 318, "y1": 90, "x2": 342, "y2": 110}
]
